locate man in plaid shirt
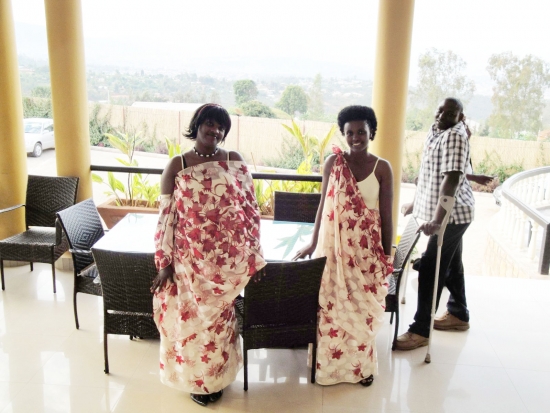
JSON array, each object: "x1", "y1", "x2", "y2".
[{"x1": 396, "y1": 97, "x2": 475, "y2": 351}]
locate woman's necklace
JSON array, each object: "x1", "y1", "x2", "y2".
[{"x1": 193, "y1": 147, "x2": 219, "y2": 158}]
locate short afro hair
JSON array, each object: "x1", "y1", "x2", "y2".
[
  {"x1": 184, "y1": 103, "x2": 232, "y2": 142},
  {"x1": 337, "y1": 105, "x2": 378, "y2": 140}
]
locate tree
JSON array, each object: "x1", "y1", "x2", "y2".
[
  {"x1": 306, "y1": 74, "x2": 324, "y2": 120},
  {"x1": 233, "y1": 80, "x2": 258, "y2": 106},
  {"x1": 276, "y1": 85, "x2": 308, "y2": 116},
  {"x1": 409, "y1": 48, "x2": 475, "y2": 129},
  {"x1": 240, "y1": 100, "x2": 275, "y2": 118},
  {"x1": 487, "y1": 52, "x2": 550, "y2": 139},
  {"x1": 31, "y1": 86, "x2": 51, "y2": 98}
]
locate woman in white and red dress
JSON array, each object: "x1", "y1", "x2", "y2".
[
  {"x1": 151, "y1": 104, "x2": 265, "y2": 407},
  {"x1": 294, "y1": 105, "x2": 394, "y2": 387}
]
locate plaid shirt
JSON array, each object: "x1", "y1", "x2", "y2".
[{"x1": 413, "y1": 122, "x2": 475, "y2": 224}]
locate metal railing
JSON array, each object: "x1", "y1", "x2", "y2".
[
  {"x1": 90, "y1": 165, "x2": 323, "y2": 183},
  {"x1": 501, "y1": 166, "x2": 550, "y2": 275}
]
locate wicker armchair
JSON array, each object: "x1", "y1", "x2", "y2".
[
  {"x1": 385, "y1": 216, "x2": 420, "y2": 350},
  {"x1": 56, "y1": 199, "x2": 105, "y2": 329},
  {"x1": 91, "y1": 249, "x2": 159, "y2": 374},
  {"x1": 0, "y1": 175, "x2": 79, "y2": 293},
  {"x1": 273, "y1": 191, "x2": 321, "y2": 223},
  {"x1": 238, "y1": 257, "x2": 327, "y2": 391}
]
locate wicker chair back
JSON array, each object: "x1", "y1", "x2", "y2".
[
  {"x1": 57, "y1": 198, "x2": 105, "y2": 275},
  {"x1": 385, "y1": 216, "x2": 420, "y2": 350},
  {"x1": 92, "y1": 249, "x2": 159, "y2": 373},
  {"x1": 241, "y1": 256, "x2": 327, "y2": 390},
  {"x1": 273, "y1": 191, "x2": 321, "y2": 223},
  {"x1": 26, "y1": 175, "x2": 79, "y2": 227}
]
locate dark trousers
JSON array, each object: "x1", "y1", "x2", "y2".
[{"x1": 408, "y1": 223, "x2": 470, "y2": 338}]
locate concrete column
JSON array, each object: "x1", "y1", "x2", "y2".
[
  {"x1": 44, "y1": 0, "x2": 91, "y2": 201},
  {"x1": 0, "y1": 0, "x2": 27, "y2": 239},
  {"x1": 371, "y1": 0, "x2": 415, "y2": 239}
]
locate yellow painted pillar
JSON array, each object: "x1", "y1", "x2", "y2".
[
  {"x1": 371, "y1": 0, "x2": 415, "y2": 239},
  {"x1": 0, "y1": 0, "x2": 27, "y2": 239},
  {"x1": 44, "y1": 0, "x2": 91, "y2": 201}
]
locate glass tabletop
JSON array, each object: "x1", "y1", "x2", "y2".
[{"x1": 92, "y1": 213, "x2": 314, "y2": 261}]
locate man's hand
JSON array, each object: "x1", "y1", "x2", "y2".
[
  {"x1": 401, "y1": 202, "x2": 414, "y2": 216},
  {"x1": 417, "y1": 220, "x2": 441, "y2": 236},
  {"x1": 468, "y1": 174, "x2": 495, "y2": 186}
]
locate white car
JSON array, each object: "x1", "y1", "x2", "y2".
[{"x1": 24, "y1": 118, "x2": 55, "y2": 157}]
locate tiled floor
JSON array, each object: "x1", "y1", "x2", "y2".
[{"x1": 1, "y1": 263, "x2": 549, "y2": 412}]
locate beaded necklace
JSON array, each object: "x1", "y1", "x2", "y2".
[{"x1": 193, "y1": 147, "x2": 219, "y2": 158}]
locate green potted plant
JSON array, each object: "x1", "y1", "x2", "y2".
[{"x1": 92, "y1": 132, "x2": 175, "y2": 228}]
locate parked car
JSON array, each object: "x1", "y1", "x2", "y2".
[{"x1": 24, "y1": 118, "x2": 55, "y2": 157}]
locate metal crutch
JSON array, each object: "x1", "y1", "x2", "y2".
[{"x1": 425, "y1": 195, "x2": 455, "y2": 364}]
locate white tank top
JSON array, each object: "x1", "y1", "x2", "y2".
[{"x1": 356, "y1": 158, "x2": 380, "y2": 210}]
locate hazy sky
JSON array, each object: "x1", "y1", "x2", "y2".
[{"x1": 11, "y1": 0, "x2": 550, "y2": 94}]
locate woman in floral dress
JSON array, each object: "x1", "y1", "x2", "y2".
[
  {"x1": 151, "y1": 104, "x2": 266, "y2": 407},
  {"x1": 294, "y1": 105, "x2": 394, "y2": 386}
]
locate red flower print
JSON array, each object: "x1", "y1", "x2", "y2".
[
  {"x1": 199, "y1": 192, "x2": 210, "y2": 205},
  {"x1": 176, "y1": 355, "x2": 184, "y2": 365},
  {"x1": 347, "y1": 257, "x2": 355, "y2": 268},
  {"x1": 205, "y1": 341, "x2": 217, "y2": 353},
  {"x1": 359, "y1": 235, "x2": 369, "y2": 249},
  {"x1": 327, "y1": 186, "x2": 335, "y2": 198},
  {"x1": 239, "y1": 164, "x2": 249, "y2": 174},
  {"x1": 222, "y1": 351, "x2": 229, "y2": 362},
  {"x1": 228, "y1": 245, "x2": 239, "y2": 258},
  {"x1": 348, "y1": 219, "x2": 357, "y2": 230},
  {"x1": 327, "y1": 301, "x2": 333, "y2": 311},
  {"x1": 169, "y1": 283, "x2": 178, "y2": 296},
  {"x1": 358, "y1": 344, "x2": 366, "y2": 351},
  {"x1": 215, "y1": 323, "x2": 224, "y2": 335},
  {"x1": 366, "y1": 317, "x2": 373, "y2": 325},
  {"x1": 201, "y1": 354, "x2": 211, "y2": 363},
  {"x1": 205, "y1": 208, "x2": 221, "y2": 223},
  {"x1": 193, "y1": 248, "x2": 204, "y2": 259},
  {"x1": 195, "y1": 379, "x2": 204, "y2": 388},
  {"x1": 353, "y1": 367, "x2": 361, "y2": 376},
  {"x1": 328, "y1": 328, "x2": 338, "y2": 338},
  {"x1": 181, "y1": 311, "x2": 191, "y2": 322},
  {"x1": 212, "y1": 274, "x2": 224, "y2": 285},
  {"x1": 219, "y1": 161, "x2": 229, "y2": 171},
  {"x1": 181, "y1": 333, "x2": 197, "y2": 347},
  {"x1": 202, "y1": 178, "x2": 212, "y2": 190},
  {"x1": 187, "y1": 228, "x2": 201, "y2": 242},
  {"x1": 212, "y1": 287, "x2": 223, "y2": 294},
  {"x1": 202, "y1": 239, "x2": 216, "y2": 254},
  {"x1": 332, "y1": 349, "x2": 344, "y2": 359}
]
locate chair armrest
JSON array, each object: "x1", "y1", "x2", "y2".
[
  {"x1": 0, "y1": 204, "x2": 25, "y2": 215},
  {"x1": 70, "y1": 249, "x2": 93, "y2": 256}
]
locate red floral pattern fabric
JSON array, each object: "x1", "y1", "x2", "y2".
[
  {"x1": 153, "y1": 161, "x2": 265, "y2": 394},
  {"x1": 315, "y1": 147, "x2": 392, "y2": 385}
]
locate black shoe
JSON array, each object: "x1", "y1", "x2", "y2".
[
  {"x1": 359, "y1": 375, "x2": 374, "y2": 387},
  {"x1": 190, "y1": 394, "x2": 209, "y2": 407},
  {"x1": 208, "y1": 390, "x2": 223, "y2": 403}
]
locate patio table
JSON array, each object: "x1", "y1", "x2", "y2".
[{"x1": 92, "y1": 213, "x2": 314, "y2": 261}]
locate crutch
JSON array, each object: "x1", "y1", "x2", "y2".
[{"x1": 425, "y1": 195, "x2": 455, "y2": 364}]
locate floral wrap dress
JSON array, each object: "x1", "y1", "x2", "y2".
[
  {"x1": 315, "y1": 148, "x2": 393, "y2": 385},
  {"x1": 153, "y1": 160, "x2": 266, "y2": 394}
]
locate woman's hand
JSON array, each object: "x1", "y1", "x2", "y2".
[
  {"x1": 292, "y1": 243, "x2": 316, "y2": 261},
  {"x1": 151, "y1": 266, "x2": 174, "y2": 292}
]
